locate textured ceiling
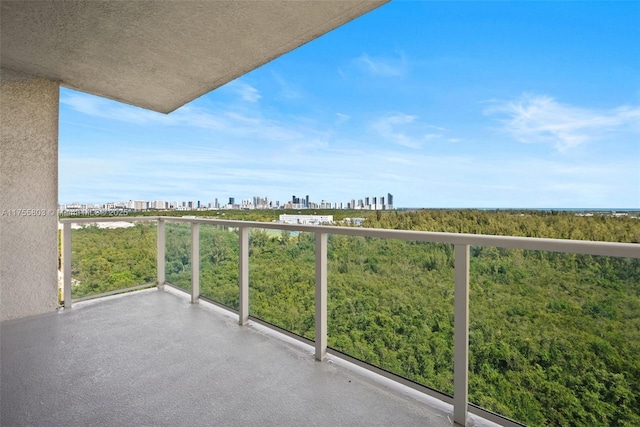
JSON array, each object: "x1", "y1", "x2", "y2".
[{"x1": 1, "y1": 1, "x2": 387, "y2": 113}]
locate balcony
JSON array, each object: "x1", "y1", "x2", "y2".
[
  {"x1": 1, "y1": 287, "x2": 460, "y2": 427},
  {"x1": 4, "y1": 216, "x2": 638, "y2": 426}
]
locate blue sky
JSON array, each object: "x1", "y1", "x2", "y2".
[{"x1": 59, "y1": 1, "x2": 640, "y2": 208}]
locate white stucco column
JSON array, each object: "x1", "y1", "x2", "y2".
[{"x1": 1, "y1": 67, "x2": 60, "y2": 321}]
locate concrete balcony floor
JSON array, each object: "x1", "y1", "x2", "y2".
[{"x1": 0, "y1": 288, "x2": 471, "y2": 427}]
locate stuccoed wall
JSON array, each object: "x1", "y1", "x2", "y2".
[{"x1": 1, "y1": 67, "x2": 59, "y2": 321}]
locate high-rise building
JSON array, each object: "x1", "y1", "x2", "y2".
[
  {"x1": 229, "y1": 197, "x2": 235, "y2": 205},
  {"x1": 387, "y1": 193, "x2": 394, "y2": 208},
  {"x1": 133, "y1": 200, "x2": 148, "y2": 211}
]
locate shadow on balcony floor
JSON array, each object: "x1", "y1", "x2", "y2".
[{"x1": 1, "y1": 288, "x2": 455, "y2": 427}]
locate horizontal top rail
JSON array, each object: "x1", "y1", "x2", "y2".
[{"x1": 59, "y1": 215, "x2": 640, "y2": 259}]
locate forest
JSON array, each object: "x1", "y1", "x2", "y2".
[{"x1": 65, "y1": 209, "x2": 640, "y2": 426}]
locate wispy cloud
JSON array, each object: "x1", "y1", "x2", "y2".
[
  {"x1": 371, "y1": 113, "x2": 420, "y2": 148},
  {"x1": 59, "y1": 113, "x2": 639, "y2": 208},
  {"x1": 270, "y1": 71, "x2": 302, "y2": 100},
  {"x1": 61, "y1": 93, "x2": 165, "y2": 125},
  {"x1": 335, "y1": 113, "x2": 351, "y2": 125},
  {"x1": 485, "y1": 93, "x2": 640, "y2": 152},
  {"x1": 60, "y1": 91, "x2": 300, "y2": 141},
  {"x1": 229, "y1": 81, "x2": 261, "y2": 103},
  {"x1": 370, "y1": 113, "x2": 449, "y2": 149},
  {"x1": 353, "y1": 52, "x2": 407, "y2": 77}
]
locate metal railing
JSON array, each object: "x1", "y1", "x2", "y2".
[{"x1": 59, "y1": 215, "x2": 639, "y2": 427}]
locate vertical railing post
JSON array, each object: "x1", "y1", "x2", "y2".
[
  {"x1": 315, "y1": 232, "x2": 328, "y2": 361},
  {"x1": 454, "y1": 244, "x2": 470, "y2": 426},
  {"x1": 62, "y1": 222, "x2": 72, "y2": 308},
  {"x1": 238, "y1": 226, "x2": 249, "y2": 325},
  {"x1": 157, "y1": 219, "x2": 165, "y2": 289},
  {"x1": 191, "y1": 222, "x2": 200, "y2": 304}
]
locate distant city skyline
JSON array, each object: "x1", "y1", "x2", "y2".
[
  {"x1": 59, "y1": 192, "x2": 395, "y2": 211},
  {"x1": 59, "y1": 2, "x2": 640, "y2": 209}
]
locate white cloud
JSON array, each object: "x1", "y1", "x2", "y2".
[
  {"x1": 173, "y1": 105, "x2": 227, "y2": 130},
  {"x1": 335, "y1": 113, "x2": 351, "y2": 125},
  {"x1": 485, "y1": 93, "x2": 640, "y2": 152},
  {"x1": 371, "y1": 113, "x2": 420, "y2": 148},
  {"x1": 270, "y1": 71, "x2": 301, "y2": 100},
  {"x1": 61, "y1": 93, "x2": 166, "y2": 125},
  {"x1": 231, "y1": 82, "x2": 261, "y2": 103},
  {"x1": 60, "y1": 91, "x2": 300, "y2": 141},
  {"x1": 370, "y1": 113, "x2": 449, "y2": 149},
  {"x1": 354, "y1": 53, "x2": 407, "y2": 77},
  {"x1": 426, "y1": 124, "x2": 449, "y2": 132}
]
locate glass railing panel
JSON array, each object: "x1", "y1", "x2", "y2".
[
  {"x1": 165, "y1": 221, "x2": 192, "y2": 291},
  {"x1": 69, "y1": 221, "x2": 156, "y2": 299},
  {"x1": 248, "y1": 228, "x2": 315, "y2": 340},
  {"x1": 199, "y1": 224, "x2": 240, "y2": 310},
  {"x1": 469, "y1": 247, "x2": 640, "y2": 426},
  {"x1": 327, "y1": 235, "x2": 455, "y2": 396}
]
